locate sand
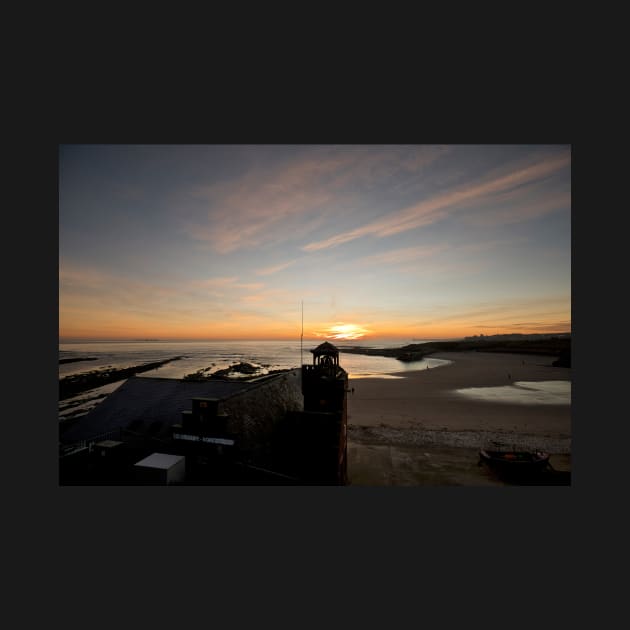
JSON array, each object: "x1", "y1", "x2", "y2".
[
  {"x1": 346, "y1": 441, "x2": 571, "y2": 486},
  {"x1": 346, "y1": 351, "x2": 571, "y2": 454}
]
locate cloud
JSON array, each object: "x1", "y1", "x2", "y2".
[
  {"x1": 359, "y1": 245, "x2": 446, "y2": 266},
  {"x1": 60, "y1": 266, "x2": 192, "y2": 322},
  {"x1": 234, "y1": 282, "x2": 266, "y2": 290},
  {"x1": 184, "y1": 151, "x2": 347, "y2": 253},
  {"x1": 189, "y1": 276, "x2": 239, "y2": 289},
  {"x1": 184, "y1": 146, "x2": 450, "y2": 253},
  {"x1": 60, "y1": 266, "x2": 244, "y2": 314},
  {"x1": 237, "y1": 287, "x2": 302, "y2": 308},
  {"x1": 461, "y1": 190, "x2": 571, "y2": 227},
  {"x1": 59, "y1": 264, "x2": 287, "y2": 339},
  {"x1": 302, "y1": 152, "x2": 570, "y2": 251},
  {"x1": 255, "y1": 260, "x2": 296, "y2": 276},
  {"x1": 409, "y1": 295, "x2": 571, "y2": 328},
  {"x1": 502, "y1": 321, "x2": 572, "y2": 331}
]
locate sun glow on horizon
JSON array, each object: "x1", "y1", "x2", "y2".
[
  {"x1": 59, "y1": 145, "x2": 570, "y2": 345},
  {"x1": 313, "y1": 323, "x2": 371, "y2": 340}
]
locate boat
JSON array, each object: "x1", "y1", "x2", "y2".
[{"x1": 478, "y1": 449, "x2": 552, "y2": 480}]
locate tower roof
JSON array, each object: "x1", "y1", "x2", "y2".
[{"x1": 310, "y1": 341, "x2": 339, "y2": 355}]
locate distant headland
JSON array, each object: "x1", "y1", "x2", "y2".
[
  {"x1": 342, "y1": 333, "x2": 571, "y2": 367},
  {"x1": 462, "y1": 333, "x2": 571, "y2": 342}
]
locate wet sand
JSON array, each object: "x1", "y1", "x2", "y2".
[
  {"x1": 345, "y1": 351, "x2": 571, "y2": 485},
  {"x1": 346, "y1": 441, "x2": 571, "y2": 486},
  {"x1": 346, "y1": 351, "x2": 571, "y2": 452}
]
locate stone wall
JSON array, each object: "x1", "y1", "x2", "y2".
[{"x1": 221, "y1": 369, "x2": 303, "y2": 466}]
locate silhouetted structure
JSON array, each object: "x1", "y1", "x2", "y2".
[
  {"x1": 59, "y1": 345, "x2": 350, "y2": 485},
  {"x1": 298, "y1": 342, "x2": 348, "y2": 483}
]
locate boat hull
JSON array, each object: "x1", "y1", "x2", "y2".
[{"x1": 478, "y1": 449, "x2": 551, "y2": 481}]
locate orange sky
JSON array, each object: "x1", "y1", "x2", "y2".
[{"x1": 60, "y1": 145, "x2": 571, "y2": 342}]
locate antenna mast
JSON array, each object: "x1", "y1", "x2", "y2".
[{"x1": 300, "y1": 300, "x2": 304, "y2": 366}]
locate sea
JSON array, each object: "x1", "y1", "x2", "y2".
[
  {"x1": 58, "y1": 339, "x2": 452, "y2": 421},
  {"x1": 58, "y1": 339, "x2": 452, "y2": 380}
]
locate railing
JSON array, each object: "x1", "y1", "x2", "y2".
[
  {"x1": 60, "y1": 425, "x2": 175, "y2": 457},
  {"x1": 59, "y1": 427, "x2": 124, "y2": 456},
  {"x1": 302, "y1": 364, "x2": 344, "y2": 378}
]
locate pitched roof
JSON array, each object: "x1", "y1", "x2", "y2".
[
  {"x1": 60, "y1": 376, "x2": 256, "y2": 444},
  {"x1": 310, "y1": 341, "x2": 339, "y2": 355}
]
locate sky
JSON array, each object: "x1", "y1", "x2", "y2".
[{"x1": 59, "y1": 144, "x2": 571, "y2": 342}]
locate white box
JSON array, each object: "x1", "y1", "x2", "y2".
[{"x1": 134, "y1": 453, "x2": 186, "y2": 485}]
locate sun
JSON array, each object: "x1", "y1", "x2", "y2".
[{"x1": 315, "y1": 323, "x2": 370, "y2": 340}]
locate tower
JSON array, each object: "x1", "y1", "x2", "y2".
[{"x1": 298, "y1": 341, "x2": 348, "y2": 484}]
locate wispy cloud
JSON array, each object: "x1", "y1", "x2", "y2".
[
  {"x1": 460, "y1": 191, "x2": 571, "y2": 227},
  {"x1": 184, "y1": 146, "x2": 450, "y2": 253},
  {"x1": 502, "y1": 321, "x2": 571, "y2": 330},
  {"x1": 255, "y1": 260, "x2": 297, "y2": 276},
  {"x1": 184, "y1": 152, "x2": 345, "y2": 253},
  {"x1": 359, "y1": 245, "x2": 446, "y2": 266},
  {"x1": 60, "y1": 266, "x2": 262, "y2": 314},
  {"x1": 60, "y1": 266, "x2": 192, "y2": 320},
  {"x1": 237, "y1": 286, "x2": 303, "y2": 308},
  {"x1": 410, "y1": 295, "x2": 571, "y2": 328},
  {"x1": 234, "y1": 282, "x2": 266, "y2": 290},
  {"x1": 189, "y1": 276, "x2": 239, "y2": 289},
  {"x1": 302, "y1": 152, "x2": 570, "y2": 251},
  {"x1": 60, "y1": 146, "x2": 571, "y2": 340},
  {"x1": 59, "y1": 264, "x2": 286, "y2": 338}
]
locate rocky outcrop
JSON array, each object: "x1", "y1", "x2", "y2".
[
  {"x1": 59, "y1": 357, "x2": 184, "y2": 400},
  {"x1": 183, "y1": 362, "x2": 288, "y2": 381}
]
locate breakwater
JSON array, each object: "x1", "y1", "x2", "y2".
[{"x1": 59, "y1": 356, "x2": 184, "y2": 400}]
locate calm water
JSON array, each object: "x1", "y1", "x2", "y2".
[
  {"x1": 58, "y1": 339, "x2": 451, "y2": 420},
  {"x1": 58, "y1": 339, "x2": 449, "y2": 380},
  {"x1": 454, "y1": 381, "x2": 571, "y2": 405}
]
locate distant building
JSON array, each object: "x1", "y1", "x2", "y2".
[{"x1": 59, "y1": 342, "x2": 349, "y2": 485}]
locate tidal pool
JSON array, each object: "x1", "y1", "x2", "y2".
[{"x1": 454, "y1": 380, "x2": 571, "y2": 405}]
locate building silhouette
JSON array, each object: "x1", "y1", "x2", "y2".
[
  {"x1": 59, "y1": 342, "x2": 349, "y2": 485},
  {"x1": 298, "y1": 341, "x2": 348, "y2": 483}
]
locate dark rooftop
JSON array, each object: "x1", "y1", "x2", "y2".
[
  {"x1": 310, "y1": 341, "x2": 339, "y2": 355},
  {"x1": 60, "y1": 376, "x2": 257, "y2": 444}
]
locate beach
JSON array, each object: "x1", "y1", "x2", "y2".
[
  {"x1": 59, "y1": 343, "x2": 572, "y2": 485},
  {"x1": 345, "y1": 351, "x2": 571, "y2": 485}
]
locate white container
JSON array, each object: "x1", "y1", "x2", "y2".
[{"x1": 134, "y1": 453, "x2": 186, "y2": 485}]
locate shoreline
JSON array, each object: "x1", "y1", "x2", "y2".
[
  {"x1": 346, "y1": 350, "x2": 571, "y2": 453},
  {"x1": 341, "y1": 335, "x2": 571, "y2": 365}
]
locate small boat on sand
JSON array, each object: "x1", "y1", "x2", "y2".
[{"x1": 478, "y1": 449, "x2": 552, "y2": 480}]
